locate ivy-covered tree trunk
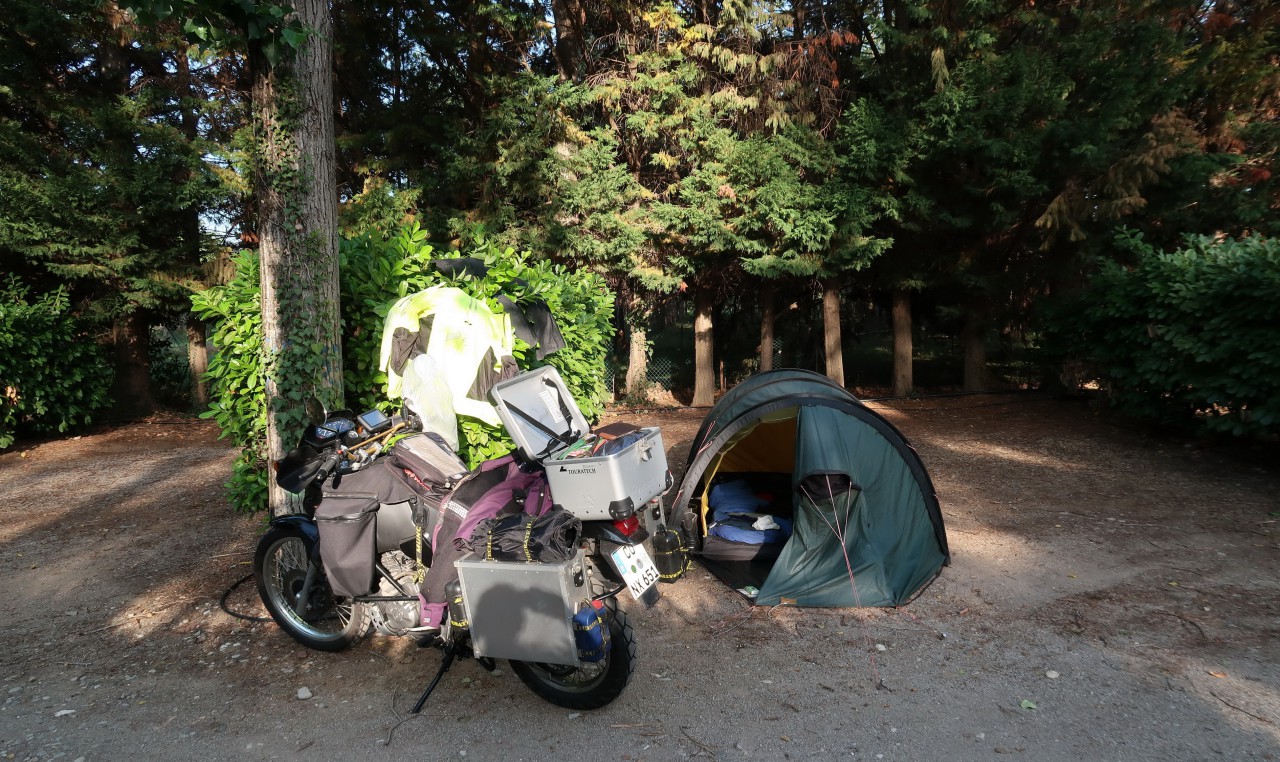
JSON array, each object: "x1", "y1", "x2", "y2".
[
  {"x1": 759, "y1": 281, "x2": 775, "y2": 373},
  {"x1": 892, "y1": 288, "x2": 913, "y2": 397},
  {"x1": 100, "y1": 23, "x2": 156, "y2": 419},
  {"x1": 692, "y1": 287, "x2": 716, "y2": 406},
  {"x1": 252, "y1": 0, "x2": 343, "y2": 513},
  {"x1": 822, "y1": 280, "x2": 845, "y2": 387}
]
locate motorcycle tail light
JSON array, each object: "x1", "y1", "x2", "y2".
[{"x1": 613, "y1": 515, "x2": 641, "y2": 537}]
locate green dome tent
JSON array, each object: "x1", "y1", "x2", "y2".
[{"x1": 672, "y1": 369, "x2": 949, "y2": 607}]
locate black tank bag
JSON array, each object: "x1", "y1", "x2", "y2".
[{"x1": 390, "y1": 432, "x2": 468, "y2": 490}]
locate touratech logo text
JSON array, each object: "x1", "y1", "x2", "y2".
[{"x1": 559, "y1": 465, "x2": 598, "y2": 475}]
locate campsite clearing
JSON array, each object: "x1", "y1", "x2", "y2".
[{"x1": 0, "y1": 393, "x2": 1277, "y2": 760}]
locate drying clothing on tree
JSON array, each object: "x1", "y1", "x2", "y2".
[
  {"x1": 431, "y1": 258, "x2": 567, "y2": 360},
  {"x1": 380, "y1": 286, "x2": 517, "y2": 426},
  {"x1": 497, "y1": 295, "x2": 567, "y2": 361},
  {"x1": 380, "y1": 284, "x2": 569, "y2": 425}
]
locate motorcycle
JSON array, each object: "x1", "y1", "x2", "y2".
[{"x1": 252, "y1": 397, "x2": 682, "y2": 712}]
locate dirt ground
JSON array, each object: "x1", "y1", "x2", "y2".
[{"x1": 1, "y1": 393, "x2": 1277, "y2": 761}]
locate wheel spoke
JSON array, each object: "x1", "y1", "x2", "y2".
[{"x1": 258, "y1": 532, "x2": 361, "y2": 644}]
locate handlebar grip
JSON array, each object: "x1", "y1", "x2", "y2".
[{"x1": 315, "y1": 450, "x2": 342, "y2": 483}]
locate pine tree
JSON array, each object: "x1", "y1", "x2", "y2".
[{"x1": 0, "y1": 0, "x2": 222, "y2": 416}]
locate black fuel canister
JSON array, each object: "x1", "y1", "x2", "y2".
[
  {"x1": 651, "y1": 525, "x2": 688, "y2": 583},
  {"x1": 445, "y1": 579, "x2": 469, "y2": 632}
]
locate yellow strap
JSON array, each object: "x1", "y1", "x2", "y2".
[
  {"x1": 522, "y1": 520, "x2": 535, "y2": 562},
  {"x1": 412, "y1": 525, "x2": 426, "y2": 584}
]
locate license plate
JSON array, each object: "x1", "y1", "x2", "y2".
[{"x1": 611, "y1": 544, "x2": 660, "y2": 603}]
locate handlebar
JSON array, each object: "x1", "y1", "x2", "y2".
[
  {"x1": 321, "y1": 419, "x2": 409, "y2": 482},
  {"x1": 347, "y1": 420, "x2": 409, "y2": 458},
  {"x1": 314, "y1": 449, "x2": 343, "y2": 483}
]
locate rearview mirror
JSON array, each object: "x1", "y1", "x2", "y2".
[{"x1": 304, "y1": 397, "x2": 327, "y2": 426}]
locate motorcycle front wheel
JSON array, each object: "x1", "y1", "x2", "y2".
[
  {"x1": 254, "y1": 526, "x2": 370, "y2": 652},
  {"x1": 509, "y1": 606, "x2": 636, "y2": 710}
]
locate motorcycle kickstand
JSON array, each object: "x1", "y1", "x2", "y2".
[{"x1": 410, "y1": 642, "x2": 458, "y2": 714}]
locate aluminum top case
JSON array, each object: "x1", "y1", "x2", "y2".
[{"x1": 489, "y1": 367, "x2": 668, "y2": 521}]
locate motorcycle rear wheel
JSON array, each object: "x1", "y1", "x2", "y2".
[
  {"x1": 254, "y1": 526, "x2": 370, "y2": 652},
  {"x1": 509, "y1": 606, "x2": 635, "y2": 710}
]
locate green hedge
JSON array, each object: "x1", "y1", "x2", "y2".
[
  {"x1": 1064, "y1": 232, "x2": 1280, "y2": 437},
  {"x1": 193, "y1": 224, "x2": 615, "y2": 512},
  {"x1": 0, "y1": 281, "x2": 113, "y2": 448}
]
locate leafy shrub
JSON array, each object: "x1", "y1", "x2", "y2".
[
  {"x1": 0, "y1": 280, "x2": 113, "y2": 448},
  {"x1": 194, "y1": 225, "x2": 615, "y2": 511},
  {"x1": 191, "y1": 251, "x2": 269, "y2": 509},
  {"x1": 1058, "y1": 232, "x2": 1280, "y2": 437}
]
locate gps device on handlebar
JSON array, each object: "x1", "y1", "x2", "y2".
[{"x1": 356, "y1": 409, "x2": 392, "y2": 435}]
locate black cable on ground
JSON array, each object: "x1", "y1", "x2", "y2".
[{"x1": 220, "y1": 572, "x2": 273, "y2": 623}]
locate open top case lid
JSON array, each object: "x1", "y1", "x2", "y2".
[{"x1": 489, "y1": 366, "x2": 590, "y2": 461}]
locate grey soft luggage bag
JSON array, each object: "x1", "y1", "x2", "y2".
[{"x1": 315, "y1": 492, "x2": 379, "y2": 597}]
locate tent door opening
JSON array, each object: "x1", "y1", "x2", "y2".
[{"x1": 693, "y1": 414, "x2": 800, "y2": 599}]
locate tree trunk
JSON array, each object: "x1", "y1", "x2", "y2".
[
  {"x1": 187, "y1": 318, "x2": 209, "y2": 407},
  {"x1": 759, "y1": 281, "x2": 775, "y2": 373},
  {"x1": 625, "y1": 294, "x2": 649, "y2": 397},
  {"x1": 551, "y1": 0, "x2": 585, "y2": 80},
  {"x1": 822, "y1": 280, "x2": 845, "y2": 387},
  {"x1": 176, "y1": 45, "x2": 207, "y2": 409},
  {"x1": 253, "y1": 0, "x2": 343, "y2": 514},
  {"x1": 963, "y1": 313, "x2": 987, "y2": 392},
  {"x1": 99, "y1": 23, "x2": 152, "y2": 419},
  {"x1": 110, "y1": 311, "x2": 154, "y2": 418},
  {"x1": 892, "y1": 288, "x2": 913, "y2": 397},
  {"x1": 692, "y1": 287, "x2": 716, "y2": 406}
]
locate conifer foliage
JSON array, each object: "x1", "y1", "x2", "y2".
[
  {"x1": 4, "y1": 0, "x2": 1279, "y2": 457},
  {"x1": 0, "y1": 0, "x2": 221, "y2": 421}
]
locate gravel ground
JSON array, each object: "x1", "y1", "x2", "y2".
[{"x1": 1, "y1": 394, "x2": 1277, "y2": 761}]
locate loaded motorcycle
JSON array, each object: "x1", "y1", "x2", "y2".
[{"x1": 252, "y1": 368, "x2": 685, "y2": 711}]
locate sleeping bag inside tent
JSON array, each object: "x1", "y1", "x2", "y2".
[{"x1": 672, "y1": 369, "x2": 949, "y2": 607}]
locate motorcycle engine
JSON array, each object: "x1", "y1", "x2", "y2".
[{"x1": 369, "y1": 551, "x2": 421, "y2": 635}]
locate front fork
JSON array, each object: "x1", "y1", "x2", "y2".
[{"x1": 269, "y1": 514, "x2": 323, "y2": 617}]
